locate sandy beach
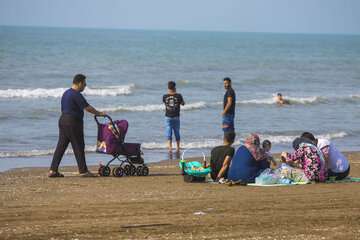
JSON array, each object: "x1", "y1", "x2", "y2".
[{"x1": 1, "y1": 152, "x2": 360, "y2": 240}]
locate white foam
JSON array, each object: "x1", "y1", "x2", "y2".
[
  {"x1": 84, "y1": 84, "x2": 134, "y2": 96},
  {"x1": 239, "y1": 98, "x2": 275, "y2": 105},
  {"x1": 238, "y1": 96, "x2": 322, "y2": 105},
  {"x1": 103, "y1": 101, "x2": 208, "y2": 112},
  {"x1": 286, "y1": 96, "x2": 322, "y2": 104},
  {"x1": 142, "y1": 139, "x2": 226, "y2": 150},
  {"x1": 0, "y1": 145, "x2": 97, "y2": 158},
  {"x1": 259, "y1": 131, "x2": 348, "y2": 144},
  {"x1": 0, "y1": 84, "x2": 134, "y2": 99},
  {"x1": 0, "y1": 132, "x2": 348, "y2": 158}
]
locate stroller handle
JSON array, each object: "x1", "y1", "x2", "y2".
[
  {"x1": 94, "y1": 114, "x2": 113, "y2": 125},
  {"x1": 94, "y1": 114, "x2": 121, "y2": 137},
  {"x1": 181, "y1": 148, "x2": 206, "y2": 162}
]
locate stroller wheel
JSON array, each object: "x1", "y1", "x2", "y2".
[
  {"x1": 123, "y1": 165, "x2": 130, "y2": 175},
  {"x1": 98, "y1": 166, "x2": 104, "y2": 176},
  {"x1": 141, "y1": 166, "x2": 149, "y2": 176},
  {"x1": 124, "y1": 164, "x2": 136, "y2": 176},
  {"x1": 99, "y1": 166, "x2": 111, "y2": 177},
  {"x1": 129, "y1": 165, "x2": 136, "y2": 176},
  {"x1": 112, "y1": 167, "x2": 124, "y2": 177},
  {"x1": 136, "y1": 166, "x2": 143, "y2": 176}
]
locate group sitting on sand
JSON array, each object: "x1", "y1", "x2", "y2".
[{"x1": 210, "y1": 131, "x2": 350, "y2": 184}]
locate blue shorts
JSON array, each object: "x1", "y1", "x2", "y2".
[
  {"x1": 222, "y1": 114, "x2": 234, "y2": 132},
  {"x1": 165, "y1": 117, "x2": 180, "y2": 141}
]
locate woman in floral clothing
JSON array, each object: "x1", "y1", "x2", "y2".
[{"x1": 281, "y1": 137, "x2": 327, "y2": 182}]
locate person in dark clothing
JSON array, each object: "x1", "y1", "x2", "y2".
[
  {"x1": 222, "y1": 77, "x2": 236, "y2": 133},
  {"x1": 210, "y1": 131, "x2": 236, "y2": 182},
  {"x1": 163, "y1": 81, "x2": 185, "y2": 152},
  {"x1": 49, "y1": 74, "x2": 105, "y2": 177}
]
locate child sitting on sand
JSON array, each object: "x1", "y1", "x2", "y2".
[{"x1": 262, "y1": 140, "x2": 277, "y2": 169}]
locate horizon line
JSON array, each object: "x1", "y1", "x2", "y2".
[{"x1": 1, "y1": 24, "x2": 359, "y2": 36}]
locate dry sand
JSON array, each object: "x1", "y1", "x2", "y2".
[{"x1": 1, "y1": 153, "x2": 360, "y2": 240}]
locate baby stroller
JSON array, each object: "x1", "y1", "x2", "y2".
[{"x1": 94, "y1": 115, "x2": 149, "y2": 177}]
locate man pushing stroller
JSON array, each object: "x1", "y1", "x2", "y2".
[{"x1": 49, "y1": 74, "x2": 105, "y2": 178}]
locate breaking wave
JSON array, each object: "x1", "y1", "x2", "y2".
[
  {"x1": 102, "y1": 101, "x2": 208, "y2": 112},
  {"x1": 0, "y1": 84, "x2": 135, "y2": 99}
]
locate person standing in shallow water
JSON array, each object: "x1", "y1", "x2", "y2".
[
  {"x1": 163, "y1": 81, "x2": 185, "y2": 153},
  {"x1": 222, "y1": 77, "x2": 236, "y2": 133},
  {"x1": 49, "y1": 74, "x2": 105, "y2": 177}
]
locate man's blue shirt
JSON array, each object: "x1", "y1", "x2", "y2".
[{"x1": 61, "y1": 88, "x2": 89, "y2": 120}]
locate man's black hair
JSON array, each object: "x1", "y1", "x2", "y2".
[
  {"x1": 277, "y1": 93, "x2": 282, "y2": 97},
  {"x1": 262, "y1": 139, "x2": 272, "y2": 149},
  {"x1": 73, "y1": 74, "x2": 86, "y2": 84},
  {"x1": 301, "y1": 132, "x2": 316, "y2": 142},
  {"x1": 223, "y1": 77, "x2": 231, "y2": 82},
  {"x1": 168, "y1": 81, "x2": 176, "y2": 90},
  {"x1": 224, "y1": 131, "x2": 236, "y2": 144}
]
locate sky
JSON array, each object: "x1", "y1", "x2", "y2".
[{"x1": 0, "y1": 0, "x2": 359, "y2": 34}]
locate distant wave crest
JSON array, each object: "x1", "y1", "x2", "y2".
[
  {"x1": 143, "y1": 131, "x2": 348, "y2": 149},
  {"x1": 0, "y1": 131, "x2": 348, "y2": 158},
  {"x1": 260, "y1": 131, "x2": 348, "y2": 145},
  {"x1": 0, "y1": 84, "x2": 134, "y2": 99},
  {"x1": 0, "y1": 145, "x2": 96, "y2": 158},
  {"x1": 103, "y1": 101, "x2": 208, "y2": 112},
  {"x1": 239, "y1": 96, "x2": 323, "y2": 105}
]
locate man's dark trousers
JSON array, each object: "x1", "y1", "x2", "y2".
[{"x1": 50, "y1": 114, "x2": 88, "y2": 173}]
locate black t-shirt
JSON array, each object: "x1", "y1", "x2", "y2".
[
  {"x1": 210, "y1": 145, "x2": 235, "y2": 180},
  {"x1": 223, "y1": 88, "x2": 236, "y2": 115},
  {"x1": 163, "y1": 93, "x2": 184, "y2": 117}
]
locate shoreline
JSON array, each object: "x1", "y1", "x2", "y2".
[{"x1": 1, "y1": 151, "x2": 360, "y2": 174}]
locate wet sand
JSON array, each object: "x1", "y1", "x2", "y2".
[{"x1": 1, "y1": 152, "x2": 360, "y2": 240}]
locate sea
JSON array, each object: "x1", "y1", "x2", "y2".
[{"x1": 0, "y1": 26, "x2": 359, "y2": 172}]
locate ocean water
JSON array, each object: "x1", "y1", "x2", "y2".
[{"x1": 0, "y1": 26, "x2": 359, "y2": 172}]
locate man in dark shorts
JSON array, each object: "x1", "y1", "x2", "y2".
[
  {"x1": 210, "y1": 131, "x2": 236, "y2": 182},
  {"x1": 163, "y1": 81, "x2": 185, "y2": 152},
  {"x1": 48, "y1": 74, "x2": 105, "y2": 177},
  {"x1": 222, "y1": 77, "x2": 236, "y2": 133}
]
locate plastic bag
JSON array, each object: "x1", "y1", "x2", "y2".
[
  {"x1": 278, "y1": 163, "x2": 310, "y2": 184},
  {"x1": 255, "y1": 168, "x2": 280, "y2": 185}
]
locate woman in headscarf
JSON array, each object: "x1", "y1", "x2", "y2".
[
  {"x1": 281, "y1": 137, "x2": 327, "y2": 182},
  {"x1": 227, "y1": 133, "x2": 268, "y2": 183}
]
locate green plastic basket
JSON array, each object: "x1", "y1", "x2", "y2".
[{"x1": 179, "y1": 149, "x2": 211, "y2": 177}]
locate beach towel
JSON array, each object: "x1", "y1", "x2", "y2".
[{"x1": 325, "y1": 177, "x2": 360, "y2": 183}]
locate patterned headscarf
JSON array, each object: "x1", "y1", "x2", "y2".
[{"x1": 244, "y1": 133, "x2": 265, "y2": 161}]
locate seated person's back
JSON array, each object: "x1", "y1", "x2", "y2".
[
  {"x1": 210, "y1": 145, "x2": 234, "y2": 180},
  {"x1": 210, "y1": 131, "x2": 236, "y2": 181},
  {"x1": 227, "y1": 145, "x2": 261, "y2": 182}
]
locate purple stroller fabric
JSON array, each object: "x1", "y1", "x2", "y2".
[
  {"x1": 116, "y1": 143, "x2": 141, "y2": 156},
  {"x1": 96, "y1": 120, "x2": 129, "y2": 155}
]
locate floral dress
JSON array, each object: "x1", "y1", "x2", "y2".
[{"x1": 285, "y1": 143, "x2": 327, "y2": 182}]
